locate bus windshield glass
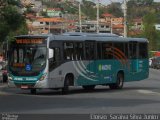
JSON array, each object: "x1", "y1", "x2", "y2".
[{"x1": 9, "y1": 38, "x2": 47, "y2": 76}]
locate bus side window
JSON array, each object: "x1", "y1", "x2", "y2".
[
  {"x1": 49, "y1": 48, "x2": 60, "y2": 71},
  {"x1": 64, "y1": 42, "x2": 74, "y2": 60},
  {"x1": 129, "y1": 42, "x2": 138, "y2": 59},
  {"x1": 97, "y1": 42, "x2": 102, "y2": 59},
  {"x1": 139, "y1": 43, "x2": 148, "y2": 59},
  {"x1": 124, "y1": 43, "x2": 129, "y2": 59},
  {"x1": 85, "y1": 42, "x2": 95, "y2": 60},
  {"x1": 113, "y1": 43, "x2": 125, "y2": 59},
  {"x1": 102, "y1": 43, "x2": 113, "y2": 59},
  {"x1": 74, "y1": 42, "x2": 84, "y2": 60}
]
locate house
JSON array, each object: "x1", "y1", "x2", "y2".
[
  {"x1": 45, "y1": 8, "x2": 62, "y2": 17},
  {"x1": 112, "y1": 24, "x2": 124, "y2": 36},
  {"x1": 75, "y1": 21, "x2": 111, "y2": 33},
  {"x1": 31, "y1": 17, "x2": 64, "y2": 34},
  {"x1": 20, "y1": 0, "x2": 42, "y2": 13},
  {"x1": 111, "y1": 17, "x2": 123, "y2": 25},
  {"x1": 101, "y1": 13, "x2": 114, "y2": 24},
  {"x1": 20, "y1": 0, "x2": 35, "y2": 6},
  {"x1": 130, "y1": 18, "x2": 143, "y2": 30},
  {"x1": 155, "y1": 24, "x2": 160, "y2": 31},
  {"x1": 128, "y1": 18, "x2": 143, "y2": 36}
]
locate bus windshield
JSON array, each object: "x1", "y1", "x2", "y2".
[{"x1": 9, "y1": 45, "x2": 47, "y2": 76}]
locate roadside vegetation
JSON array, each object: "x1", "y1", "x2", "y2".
[{"x1": 0, "y1": 0, "x2": 160, "y2": 51}]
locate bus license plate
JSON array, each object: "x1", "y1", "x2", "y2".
[{"x1": 21, "y1": 85, "x2": 28, "y2": 89}]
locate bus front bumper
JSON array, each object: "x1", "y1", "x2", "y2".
[{"x1": 8, "y1": 79, "x2": 49, "y2": 89}]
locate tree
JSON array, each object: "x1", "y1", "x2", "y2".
[
  {"x1": 106, "y1": 2, "x2": 123, "y2": 17},
  {"x1": 0, "y1": 0, "x2": 28, "y2": 43},
  {"x1": 143, "y1": 13, "x2": 158, "y2": 51}
]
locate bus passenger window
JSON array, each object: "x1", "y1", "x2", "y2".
[
  {"x1": 85, "y1": 42, "x2": 95, "y2": 60},
  {"x1": 139, "y1": 43, "x2": 148, "y2": 59},
  {"x1": 129, "y1": 43, "x2": 138, "y2": 59},
  {"x1": 97, "y1": 43, "x2": 102, "y2": 59},
  {"x1": 64, "y1": 42, "x2": 74, "y2": 60},
  {"x1": 102, "y1": 43, "x2": 113, "y2": 59},
  {"x1": 114, "y1": 43, "x2": 125, "y2": 59},
  {"x1": 74, "y1": 42, "x2": 84, "y2": 60}
]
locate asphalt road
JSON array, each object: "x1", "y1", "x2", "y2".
[{"x1": 0, "y1": 69, "x2": 160, "y2": 114}]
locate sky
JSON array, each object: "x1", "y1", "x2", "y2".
[
  {"x1": 100, "y1": 0, "x2": 160, "y2": 5},
  {"x1": 77, "y1": 0, "x2": 160, "y2": 5}
]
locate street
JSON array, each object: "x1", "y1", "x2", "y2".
[{"x1": 0, "y1": 69, "x2": 160, "y2": 114}]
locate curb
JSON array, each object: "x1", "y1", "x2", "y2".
[{"x1": 0, "y1": 83, "x2": 8, "y2": 88}]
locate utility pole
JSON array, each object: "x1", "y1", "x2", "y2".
[
  {"x1": 97, "y1": 0, "x2": 99, "y2": 33},
  {"x1": 79, "y1": 1, "x2": 82, "y2": 33},
  {"x1": 48, "y1": 22, "x2": 50, "y2": 34},
  {"x1": 111, "y1": 18, "x2": 113, "y2": 34},
  {"x1": 123, "y1": 0, "x2": 127, "y2": 37}
]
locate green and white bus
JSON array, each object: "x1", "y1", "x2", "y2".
[{"x1": 8, "y1": 32, "x2": 149, "y2": 94}]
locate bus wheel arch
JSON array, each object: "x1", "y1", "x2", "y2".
[
  {"x1": 64, "y1": 73, "x2": 74, "y2": 86},
  {"x1": 61, "y1": 73, "x2": 74, "y2": 94},
  {"x1": 109, "y1": 71, "x2": 124, "y2": 89}
]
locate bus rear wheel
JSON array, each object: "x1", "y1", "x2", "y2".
[
  {"x1": 109, "y1": 73, "x2": 124, "y2": 89},
  {"x1": 82, "y1": 85, "x2": 95, "y2": 90}
]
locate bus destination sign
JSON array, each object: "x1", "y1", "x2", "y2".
[{"x1": 16, "y1": 38, "x2": 44, "y2": 44}]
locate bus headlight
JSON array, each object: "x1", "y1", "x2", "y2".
[{"x1": 39, "y1": 73, "x2": 47, "y2": 81}]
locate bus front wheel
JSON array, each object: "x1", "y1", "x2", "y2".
[
  {"x1": 61, "y1": 77, "x2": 70, "y2": 95},
  {"x1": 30, "y1": 89, "x2": 36, "y2": 94},
  {"x1": 109, "y1": 73, "x2": 124, "y2": 89}
]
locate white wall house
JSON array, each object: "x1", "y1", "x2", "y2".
[{"x1": 155, "y1": 24, "x2": 160, "y2": 31}]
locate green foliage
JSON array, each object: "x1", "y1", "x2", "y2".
[
  {"x1": 0, "y1": 0, "x2": 28, "y2": 43},
  {"x1": 0, "y1": 22, "x2": 9, "y2": 43},
  {"x1": 143, "y1": 13, "x2": 158, "y2": 51},
  {"x1": 106, "y1": 3, "x2": 123, "y2": 17},
  {"x1": 128, "y1": 0, "x2": 153, "y2": 6},
  {"x1": 3, "y1": 6, "x2": 23, "y2": 30},
  {"x1": 81, "y1": 1, "x2": 94, "y2": 19}
]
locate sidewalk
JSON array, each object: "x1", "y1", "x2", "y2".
[{"x1": 0, "y1": 82, "x2": 7, "y2": 88}]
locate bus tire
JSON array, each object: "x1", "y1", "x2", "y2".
[
  {"x1": 109, "y1": 73, "x2": 124, "y2": 89},
  {"x1": 3, "y1": 74, "x2": 8, "y2": 83},
  {"x1": 82, "y1": 85, "x2": 95, "y2": 90},
  {"x1": 62, "y1": 76, "x2": 70, "y2": 95},
  {"x1": 30, "y1": 89, "x2": 36, "y2": 94}
]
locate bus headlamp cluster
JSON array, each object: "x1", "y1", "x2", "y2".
[{"x1": 39, "y1": 73, "x2": 47, "y2": 81}]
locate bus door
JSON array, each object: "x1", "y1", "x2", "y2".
[
  {"x1": 129, "y1": 42, "x2": 139, "y2": 73},
  {"x1": 85, "y1": 41, "x2": 96, "y2": 78},
  {"x1": 48, "y1": 42, "x2": 61, "y2": 73}
]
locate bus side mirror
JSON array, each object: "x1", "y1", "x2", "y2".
[
  {"x1": 49, "y1": 48, "x2": 54, "y2": 59},
  {"x1": 0, "y1": 65, "x2": 2, "y2": 70}
]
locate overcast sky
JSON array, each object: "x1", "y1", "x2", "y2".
[
  {"x1": 77, "y1": 0, "x2": 160, "y2": 5},
  {"x1": 100, "y1": 0, "x2": 160, "y2": 5}
]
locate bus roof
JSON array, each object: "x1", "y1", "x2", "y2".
[
  {"x1": 53, "y1": 32, "x2": 148, "y2": 43},
  {"x1": 15, "y1": 32, "x2": 148, "y2": 43}
]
